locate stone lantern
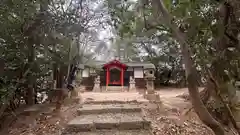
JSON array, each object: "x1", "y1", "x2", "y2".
[
  {"x1": 144, "y1": 70, "x2": 155, "y2": 93},
  {"x1": 144, "y1": 70, "x2": 160, "y2": 102}
]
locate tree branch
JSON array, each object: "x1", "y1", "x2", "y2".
[
  {"x1": 208, "y1": 70, "x2": 240, "y2": 134},
  {"x1": 151, "y1": 0, "x2": 225, "y2": 134}
]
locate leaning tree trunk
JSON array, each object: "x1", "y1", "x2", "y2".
[
  {"x1": 150, "y1": 0, "x2": 225, "y2": 134},
  {"x1": 205, "y1": 1, "x2": 240, "y2": 133}
]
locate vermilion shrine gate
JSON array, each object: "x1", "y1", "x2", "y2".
[{"x1": 103, "y1": 60, "x2": 127, "y2": 87}]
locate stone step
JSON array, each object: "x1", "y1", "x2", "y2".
[
  {"x1": 101, "y1": 86, "x2": 128, "y2": 91},
  {"x1": 63, "y1": 129, "x2": 152, "y2": 135},
  {"x1": 67, "y1": 112, "x2": 150, "y2": 132},
  {"x1": 77, "y1": 104, "x2": 142, "y2": 115},
  {"x1": 84, "y1": 100, "x2": 147, "y2": 104}
]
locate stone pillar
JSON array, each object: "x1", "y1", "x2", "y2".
[
  {"x1": 129, "y1": 76, "x2": 136, "y2": 91},
  {"x1": 144, "y1": 71, "x2": 160, "y2": 102},
  {"x1": 93, "y1": 76, "x2": 101, "y2": 92},
  {"x1": 146, "y1": 78, "x2": 155, "y2": 94}
]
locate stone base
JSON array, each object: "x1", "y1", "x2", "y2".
[
  {"x1": 93, "y1": 87, "x2": 101, "y2": 92},
  {"x1": 93, "y1": 83, "x2": 101, "y2": 92},
  {"x1": 104, "y1": 86, "x2": 127, "y2": 92},
  {"x1": 129, "y1": 88, "x2": 136, "y2": 92}
]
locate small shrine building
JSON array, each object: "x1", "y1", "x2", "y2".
[{"x1": 81, "y1": 59, "x2": 155, "y2": 91}]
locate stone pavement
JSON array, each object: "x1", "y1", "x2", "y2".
[
  {"x1": 77, "y1": 104, "x2": 142, "y2": 115},
  {"x1": 63, "y1": 92, "x2": 152, "y2": 135},
  {"x1": 81, "y1": 92, "x2": 149, "y2": 103}
]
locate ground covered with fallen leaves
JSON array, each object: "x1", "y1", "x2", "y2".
[
  {"x1": 147, "y1": 88, "x2": 214, "y2": 135},
  {"x1": 3, "y1": 88, "x2": 214, "y2": 135},
  {"x1": 142, "y1": 102, "x2": 213, "y2": 135},
  {"x1": 6, "y1": 104, "x2": 80, "y2": 135}
]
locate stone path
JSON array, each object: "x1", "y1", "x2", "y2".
[
  {"x1": 63, "y1": 92, "x2": 152, "y2": 135},
  {"x1": 81, "y1": 92, "x2": 148, "y2": 103}
]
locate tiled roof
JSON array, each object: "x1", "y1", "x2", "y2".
[
  {"x1": 84, "y1": 60, "x2": 155, "y2": 69},
  {"x1": 126, "y1": 62, "x2": 155, "y2": 69}
]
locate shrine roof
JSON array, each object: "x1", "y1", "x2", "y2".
[
  {"x1": 85, "y1": 60, "x2": 155, "y2": 69},
  {"x1": 103, "y1": 59, "x2": 127, "y2": 69},
  {"x1": 126, "y1": 62, "x2": 155, "y2": 69}
]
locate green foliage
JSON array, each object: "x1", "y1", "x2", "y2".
[
  {"x1": 106, "y1": 0, "x2": 185, "y2": 85},
  {"x1": 0, "y1": 0, "x2": 106, "y2": 117},
  {"x1": 107, "y1": 0, "x2": 240, "y2": 87}
]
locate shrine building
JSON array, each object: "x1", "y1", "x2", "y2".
[{"x1": 81, "y1": 59, "x2": 155, "y2": 91}]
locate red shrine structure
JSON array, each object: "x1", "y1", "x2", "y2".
[
  {"x1": 103, "y1": 60, "x2": 127, "y2": 87},
  {"x1": 81, "y1": 59, "x2": 155, "y2": 91}
]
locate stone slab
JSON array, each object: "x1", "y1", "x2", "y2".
[
  {"x1": 77, "y1": 104, "x2": 142, "y2": 115},
  {"x1": 84, "y1": 100, "x2": 148, "y2": 104},
  {"x1": 67, "y1": 116, "x2": 95, "y2": 132},
  {"x1": 103, "y1": 86, "x2": 128, "y2": 91},
  {"x1": 62, "y1": 129, "x2": 152, "y2": 135},
  {"x1": 82, "y1": 92, "x2": 149, "y2": 104},
  {"x1": 67, "y1": 112, "x2": 150, "y2": 131}
]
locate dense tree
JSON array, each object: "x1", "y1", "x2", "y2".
[
  {"x1": 1, "y1": 0, "x2": 240, "y2": 134},
  {"x1": 0, "y1": 0, "x2": 108, "y2": 122},
  {"x1": 106, "y1": 0, "x2": 240, "y2": 134}
]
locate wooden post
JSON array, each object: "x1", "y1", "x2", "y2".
[
  {"x1": 106, "y1": 68, "x2": 109, "y2": 91},
  {"x1": 121, "y1": 68, "x2": 124, "y2": 91}
]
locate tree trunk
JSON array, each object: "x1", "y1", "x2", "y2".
[
  {"x1": 207, "y1": 1, "x2": 240, "y2": 133},
  {"x1": 151, "y1": 0, "x2": 225, "y2": 134},
  {"x1": 23, "y1": 0, "x2": 50, "y2": 105},
  {"x1": 26, "y1": 38, "x2": 35, "y2": 105}
]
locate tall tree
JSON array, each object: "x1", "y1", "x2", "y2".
[
  {"x1": 0, "y1": 0, "x2": 109, "y2": 119},
  {"x1": 107, "y1": 0, "x2": 240, "y2": 134}
]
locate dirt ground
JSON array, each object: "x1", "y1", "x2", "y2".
[
  {"x1": 2, "y1": 87, "x2": 214, "y2": 135},
  {"x1": 147, "y1": 88, "x2": 213, "y2": 135},
  {"x1": 157, "y1": 88, "x2": 190, "y2": 109}
]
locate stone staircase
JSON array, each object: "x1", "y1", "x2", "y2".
[
  {"x1": 63, "y1": 103, "x2": 152, "y2": 135},
  {"x1": 101, "y1": 86, "x2": 129, "y2": 92}
]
